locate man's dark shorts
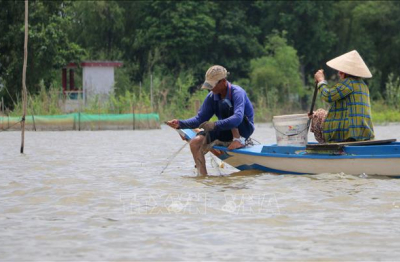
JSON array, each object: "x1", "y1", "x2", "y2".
[{"x1": 197, "y1": 116, "x2": 254, "y2": 143}]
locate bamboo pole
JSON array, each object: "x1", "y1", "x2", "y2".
[
  {"x1": 132, "y1": 93, "x2": 135, "y2": 130},
  {"x1": 150, "y1": 73, "x2": 153, "y2": 111},
  {"x1": 20, "y1": 0, "x2": 28, "y2": 153},
  {"x1": 1, "y1": 98, "x2": 2, "y2": 130}
]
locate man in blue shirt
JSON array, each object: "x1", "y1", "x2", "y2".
[{"x1": 167, "y1": 65, "x2": 255, "y2": 176}]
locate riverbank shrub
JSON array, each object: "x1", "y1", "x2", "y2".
[
  {"x1": 10, "y1": 81, "x2": 63, "y2": 116},
  {"x1": 6, "y1": 85, "x2": 400, "y2": 124},
  {"x1": 372, "y1": 100, "x2": 400, "y2": 124}
]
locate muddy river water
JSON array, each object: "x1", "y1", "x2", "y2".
[{"x1": 1, "y1": 123, "x2": 400, "y2": 261}]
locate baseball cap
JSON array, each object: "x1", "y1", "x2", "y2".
[{"x1": 201, "y1": 65, "x2": 228, "y2": 90}]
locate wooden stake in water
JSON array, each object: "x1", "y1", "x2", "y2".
[
  {"x1": 20, "y1": 0, "x2": 29, "y2": 154},
  {"x1": 150, "y1": 73, "x2": 153, "y2": 111}
]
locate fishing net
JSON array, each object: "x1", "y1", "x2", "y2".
[{"x1": 0, "y1": 113, "x2": 160, "y2": 131}]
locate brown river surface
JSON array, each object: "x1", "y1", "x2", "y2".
[{"x1": 1, "y1": 123, "x2": 400, "y2": 261}]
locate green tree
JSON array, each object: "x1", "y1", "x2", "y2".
[
  {"x1": 254, "y1": 1, "x2": 337, "y2": 83},
  {"x1": 121, "y1": 1, "x2": 263, "y2": 85},
  {"x1": 127, "y1": 1, "x2": 216, "y2": 76},
  {"x1": 0, "y1": 0, "x2": 84, "y2": 107},
  {"x1": 350, "y1": 1, "x2": 400, "y2": 97},
  {"x1": 210, "y1": 1, "x2": 263, "y2": 79},
  {"x1": 249, "y1": 32, "x2": 303, "y2": 110},
  {"x1": 70, "y1": 1, "x2": 124, "y2": 60}
]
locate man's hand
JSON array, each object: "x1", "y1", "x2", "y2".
[
  {"x1": 199, "y1": 121, "x2": 216, "y2": 132},
  {"x1": 314, "y1": 69, "x2": 325, "y2": 83},
  {"x1": 166, "y1": 119, "x2": 180, "y2": 129}
]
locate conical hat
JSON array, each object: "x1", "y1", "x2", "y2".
[{"x1": 326, "y1": 50, "x2": 372, "y2": 78}]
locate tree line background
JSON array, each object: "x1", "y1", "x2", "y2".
[{"x1": 1, "y1": 1, "x2": 400, "y2": 122}]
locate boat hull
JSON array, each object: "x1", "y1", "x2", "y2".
[
  {"x1": 219, "y1": 151, "x2": 400, "y2": 176},
  {"x1": 213, "y1": 144, "x2": 400, "y2": 176},
  {"x1": 177, "y1": 128, "x2": 400, "y2": 176}
]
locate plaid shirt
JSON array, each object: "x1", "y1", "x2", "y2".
[{"x1": 319, "y1": 77, "x2": 375, "y2": 142}]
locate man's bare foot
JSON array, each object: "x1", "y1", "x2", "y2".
[{"x1": 228, "y1": 140, "x2": 244, "y2": 150}]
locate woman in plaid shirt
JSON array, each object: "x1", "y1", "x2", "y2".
[{"x1": 310, "y1": 50, "x2": 375, "y2": 143}]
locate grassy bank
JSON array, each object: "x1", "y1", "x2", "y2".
[
  {"x1": 372, "y1": 100, "x2": 400, "y2": 124},
  {"x1": 4, "y1": 85, "x2": 400, "y2": 124}
]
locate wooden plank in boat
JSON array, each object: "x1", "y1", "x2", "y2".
[{"x1": 306, "y1": 139, "x2": 397, "y2": 151}]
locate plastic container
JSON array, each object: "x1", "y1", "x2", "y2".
[{"x1": 272, "y1": 114, "x2": 309, "y2": 146}]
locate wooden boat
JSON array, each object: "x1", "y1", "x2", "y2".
[{"x1": 177, "y1": 129, "x2": 400, "y2": 177}]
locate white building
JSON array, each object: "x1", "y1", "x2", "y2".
[
  {"x1": 81, "y1": 61, "x2": 123, "y2": 103},
  {"x1": 61, "y1": 61, "x2": 123, "y2": 112}
]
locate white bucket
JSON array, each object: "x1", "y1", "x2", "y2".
[{"x1": 272, "y1": 114, "x2": 309, "y2": 146}]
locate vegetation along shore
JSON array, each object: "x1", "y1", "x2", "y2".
[{"x1": 1, "y1": 1, "x2": 399, "y2": 125}]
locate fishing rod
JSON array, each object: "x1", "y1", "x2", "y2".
[
  {"x1": 160, "y1": 142, "x2": 188, "y2": 174},
  {"x1": 160, "y1": 120, "x2": 190, "y2": 174}
]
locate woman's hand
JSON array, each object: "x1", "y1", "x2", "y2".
[{"x1": 314, "y1": 69, "x2": 325, "y2": 83}]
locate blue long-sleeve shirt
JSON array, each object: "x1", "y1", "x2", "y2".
[{"x1": 179, "y1": 82, "x2": 254, "y2": 131}]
